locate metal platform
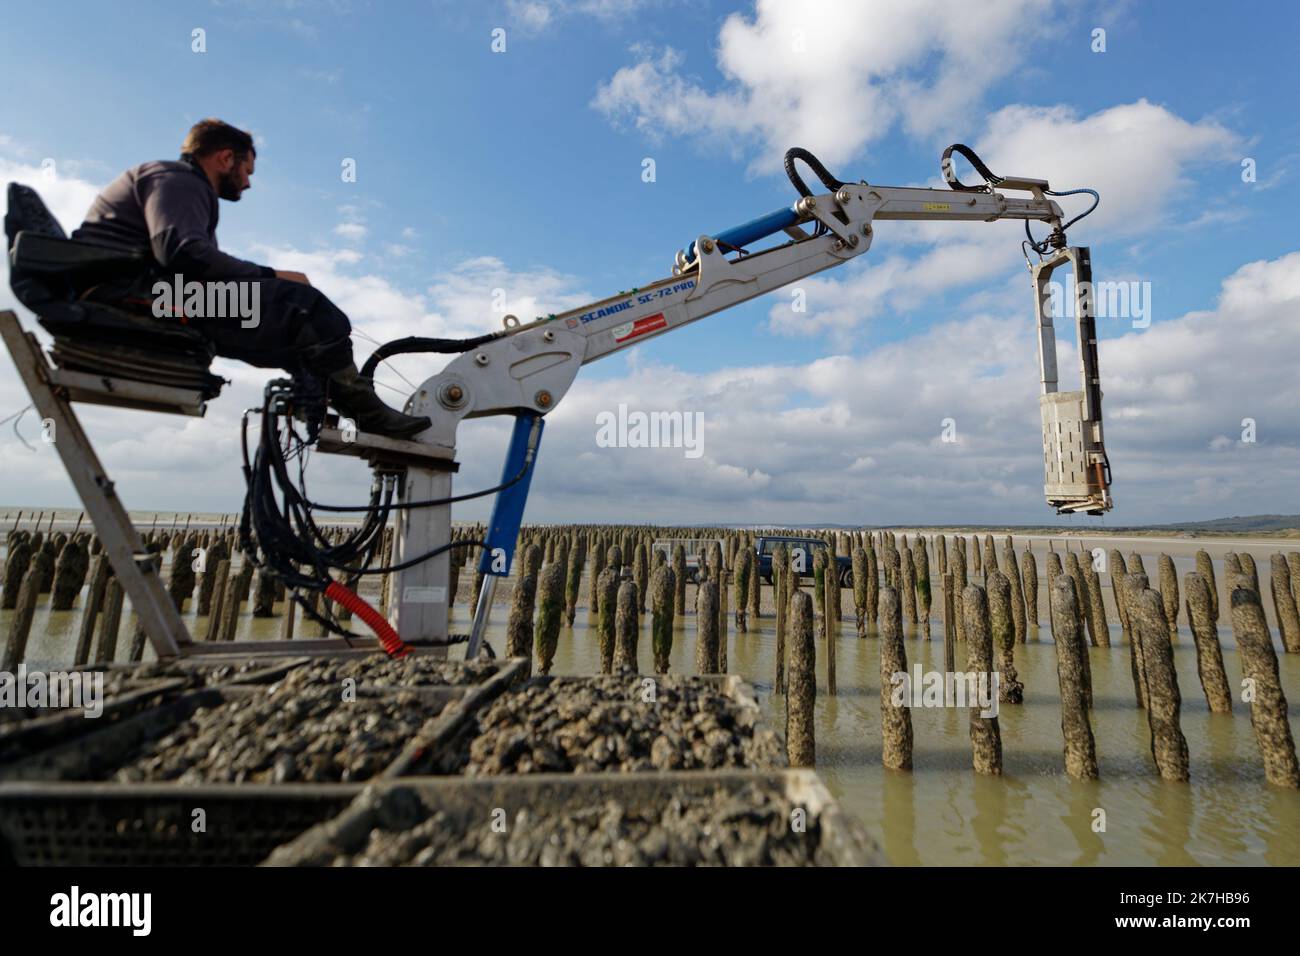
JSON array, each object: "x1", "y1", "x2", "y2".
[{"x1": 316, "y1": 422, "x2": 458, "y2": 472}]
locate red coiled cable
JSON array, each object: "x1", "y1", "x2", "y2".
[{"x1": 324, "y1": 580, "x2": 411, "y2": 658}]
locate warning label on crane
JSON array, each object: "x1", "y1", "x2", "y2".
[{"x1": 613, "y1": 312, "x2": 667, "y2": 343}]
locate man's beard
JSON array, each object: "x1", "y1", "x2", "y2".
[{"x1": 217, "y1": 169, "x2": 244, "y2": 200}]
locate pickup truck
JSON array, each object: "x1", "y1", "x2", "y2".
[{"x1": 754, "y1": 535, "x2": 853, "y2": 588}]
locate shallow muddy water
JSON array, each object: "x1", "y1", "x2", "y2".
[{"x1": 7, "y1": 532, "x2": 1300, "y2": 866}]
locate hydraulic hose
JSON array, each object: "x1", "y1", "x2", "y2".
[
  {"x1": 360, "y1": 332, "x2": 505, "y2": 379},
  {"x1": 324, "y1": 580, "x2": 411, "y2": 658},
  {"x1": 941, "y1": 143, "x2": 1003, "y2": 191},
  {"x1": 783, "y1": 147, "x2": 848, "y2": 198}
]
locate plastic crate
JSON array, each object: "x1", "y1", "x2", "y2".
[
  {"x1": 0, "y1": 659, "x2": 525, "y2": 865},
  {"x1": 262, "y1": 769, "x2": 882, "y2": 867}
]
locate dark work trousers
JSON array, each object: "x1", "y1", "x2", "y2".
[{"x1": 78, "y1": 269, "x2": 355, "y2": 376}]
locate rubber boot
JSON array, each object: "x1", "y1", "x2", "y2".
[{"x1": 326, "y1": 362, "x2": 431, "y2": 440}]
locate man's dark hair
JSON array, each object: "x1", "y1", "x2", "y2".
[{"x1": 181, "y1": 118, "x2": 257, "y2": 160}]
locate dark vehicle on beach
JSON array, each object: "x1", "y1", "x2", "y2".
[{"x1": 753, "y1": 535, "x2": 852, "y2": 588}]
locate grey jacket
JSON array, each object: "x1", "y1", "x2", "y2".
[{"x1": 71, "y1": 153, "x2": 274, "y2": 280}]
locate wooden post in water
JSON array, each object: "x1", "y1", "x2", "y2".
[
  {"x1": 962, "y1": 584, "x2": 1002, "y2": 775},
  {"x1": 774, "y1": 543, "x2": 788, "y2": 694},
  {"x1": 852, "y1": 546, "x2": 868, "y2": 638},
  {"x1": 218, "y1": 567, "x2": 242, "y2": 642},
  {"x1": 96, "y1": 577, "x2": 125, "y2": 663},
  {"x1": 74, "y1": 555, "x2": 110, "y2": 665},
  {"x1": 821, "y1": 547, "x2": 837, "y2": 696},
  {"x1": 1000, "y1": 545, "x2": 1026, "y2": 645},
  {"x1": 942, "y1": 571, "x2": 956, "y2": 689},
  {"x1": 716, "y1": 542, "x2": 728, "y2": 673},
  {"x1": 878, "y1": 586, "x2": 913, "y2": 770},
  {"x1": 786, "y1": 589, "x2": 816, "y2": 767},
  {"x1": 1158, "y1": 555, "x2": 1179, "y2": 640},
  {"x1": 565, "y1": 535, "x2": 583, "y2": 627},
  {"x1": 1239, "y1": 553, "x2": 1260, "y2": 596},
  {"x1": 1120, "y1": 572, "x2": 1147, "y2": 710},
  {"x1": 1229, "y1": 584, "x2": 1300, "y2": 788},
  {"x1": 1133, "y1": 589, "x2": 1190, "y2": 782},
  {"x1": 1065, "y1": 552, "x2": 1097, "y2": 647},
  {"x1": 695, "y1": 578, "x2": 719, "y2": 675},
  {"x1": 612, "y1": 579, "x2": 639, "y2": 673},
  {"x1": 671, "y1": 543, "x2": 686, "y2": 618},
  {"x1": 278, "y1": 590, "x2": 297, "y2": 641},
  {"x1": 1269, "y1": 554, "x2": 1300, "y2": 653},
  {"x1": 202, "y1": 560, "x2": 229, "y2": 642},
  {"x1": 1, "y1": 536, "x2": 32, "y2": 611},
  {"x1": 865, "y1": 541, "x2": 879, "y2": 626},
  {"x1": 1, "y1": 564, "x2": 42, "y2": 670},
  {"x1": 596, "y1": 565, "x2": 618, "y2": 674},
  {"x1": 505, "y1": 570, "x2": 537, "y2": 677},
  {"x1": 1049, "y1": 577, "x2": 1099, "y2": 779},
  {"x1": 916, "y1": 539, "x2": 932, "y2": 638},
  {"x1": 536, "y1": 562, "x2": 566, "y2": 676},
  {"x1": 900, "y1": 546, "x2": 917, "y2": 630},
  {"x1": 1081, "y1": 554, "x2": 1110, "y2": 647},
  {"x1": 50, "y1": 537, "x2": 89, "y2": 611},
  {"x1": 952, "y1": 545, "x2": 968, "y2": 644},
  {"x1": 1184, "y1": 571, "x2": 1232, "y2": 714},
  {"x1": 1194, "y1": 550, "x2": 1218, "y2": 623},
  {"x1": 987, "y1": 570, "x2": 1023, "y2": 704},
  {"x1": 651, "y1": 564, "x2": 675, "y2": 674},
  {"x1": 1021, "y1": 546, "x2": 1039, "y2": 630}
]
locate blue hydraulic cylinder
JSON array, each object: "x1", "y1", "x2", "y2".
[
  {"x1": 477, "y1": 413, "x2": 544, "y2": 576},
  {"x1": 680, "y1": 203, "x2": 802, "y2": 264}
]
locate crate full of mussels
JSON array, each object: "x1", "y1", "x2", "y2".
[
  {"x1": 263, "y1": 770, "x2": 882, "y2": 867},
  {"x1": 408, "y1": 672, "x2": 786, "y2": 776},
  {"x1": 0, "y1": 655, "x2": 524, "y2": 865}
]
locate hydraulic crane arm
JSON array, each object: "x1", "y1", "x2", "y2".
[{"x1": 379, "y1": 146, "x2": 1112, "y2": 652}]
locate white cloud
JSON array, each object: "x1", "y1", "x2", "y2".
[{"x1": 592, "y1": 0, "x2": 1056, "y2": 171}]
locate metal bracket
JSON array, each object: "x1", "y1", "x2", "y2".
[{"x1": 0, "y1": 310, "x2": 189, "y2": 658}]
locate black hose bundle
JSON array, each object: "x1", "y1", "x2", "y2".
[
  {"x1": 942, "y1": 143, "x2": 1099, "y2": 254},
  {"x1": 784, "y1": 147, "x2": 849, "y2": 238},
  {"x1": 359, "y1": 332, "x2": 503, "y2": 379},
  {"x1": 236, "y1": 376, "x2": 535, "y2": 641}
]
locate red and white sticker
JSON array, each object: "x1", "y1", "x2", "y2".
[{"x1": 612, "y1": 312, "x2": 667, "y2": 343}]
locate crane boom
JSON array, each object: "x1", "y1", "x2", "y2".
[{"x1": 373, "y1": 146, "x2": 1112, "y2": 651}]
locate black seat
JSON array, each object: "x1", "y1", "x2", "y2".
[{"x1": 5, "y1": 182, "x2": 224, "y2": 399}]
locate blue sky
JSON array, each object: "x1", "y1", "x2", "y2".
[{"x1": 2, "y1": 0, "x2": 1299, "y2": 526}]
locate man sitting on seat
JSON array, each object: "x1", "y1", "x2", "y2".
[{"x1": 70, "y1": 117, "x2": 430, "y2": 439}]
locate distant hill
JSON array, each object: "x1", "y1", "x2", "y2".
[{"x1": 1142, "y1": 515, "x2": 1300, "y2": 533}]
